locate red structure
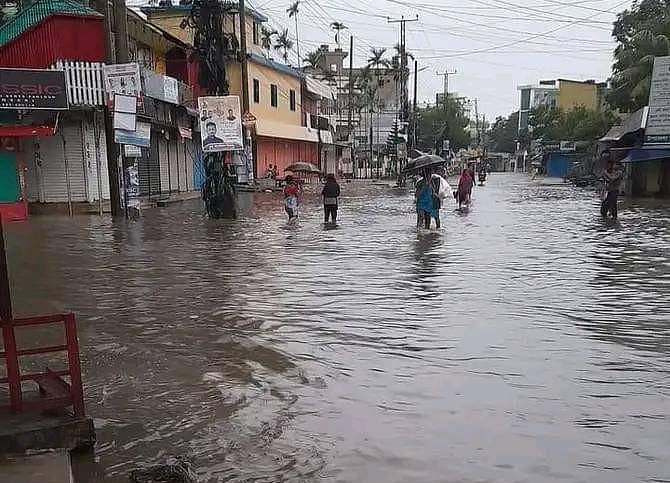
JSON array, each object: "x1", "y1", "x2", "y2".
[
  {"x1": 0, "y1": 222, "x2": 86, "y2": 417},
  {"x1": 0, "y1": 14, "x2": 105, "y2": 68}
]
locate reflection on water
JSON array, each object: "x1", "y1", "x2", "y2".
[{"x1": 4, "y1": 174, "x2": 670, "y2": 483}]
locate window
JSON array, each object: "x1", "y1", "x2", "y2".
[
  {"x1": 290, "y1": 89, "x2": 296, "y2": 111},
  {"x1": 271, "y1": 84, "x2": 278, "y2": 107},
  {"x1": 253, "y1": 79, "x2": 260, "y2": 103},
  {"x1": 252, "y1": 22, "x2": 259, "y2": 45}
]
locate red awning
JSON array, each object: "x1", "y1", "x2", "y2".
[{"x1": 0, "y1": 125, "x2": 56, "y2": 137}]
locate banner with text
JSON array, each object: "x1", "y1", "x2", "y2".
[{"x1": 646, "y1": 56, "x2": 670, "y2": 144}]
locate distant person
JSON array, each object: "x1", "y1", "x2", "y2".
[
  {"x1": 457, "y1": 168, "x2": 474, "y2": 209},
  {"x1": 226, "y1": 109, "x2": 236, "y2": 121},
  {"x1": 321, "y1": 174, "x2": 341, "y2": 224},
  {"x1": 429, "y1": 167, "x2": 450, "y2": 228},
  {"x1": 203, "y1": 122, "x2": 224, "y2": 147},
  {"x1": 600, "y1": 153, "x2": 622, "y2": 220},
  {"x1": 478, "y1": 166, "x2": 487, "y2": 185},
  {"x1": 283, "y1": 175, "x2": 302, "y2": 223}
]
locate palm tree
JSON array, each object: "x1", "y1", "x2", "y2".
[
  {"x1": 274, "y1": 28, "x2": 294, "y2": 64},
  {"x1": 303, "y1": 50, "x2": 321, "y2": 70},
  {"x1": 287, "y1": 1, "x2": 301, "y2": 66},
  {"x1": 330, "y1": 21, "x2": 347, "y2": 48},
  {"x1": 610, "y1": 30, "x2": 670, "y2": 111},
  {"x1": 261, "y1": 27, "x2": 276, "y2": 51}
]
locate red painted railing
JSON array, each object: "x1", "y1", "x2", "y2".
[{"x1": 0, "y1": 313, "x2": 85, "y2": 417}]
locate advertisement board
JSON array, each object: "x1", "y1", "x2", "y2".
[
  {"x1": 646, "y1": 56, "x2": 670, "y2": 144},
  {"x1": 0, "y1": 68, "x2": 68, "y2": 110},
  {"x1": 198, "y1": 96, "x2": 243, "y2": 152},
  {"x1": 103, "y1": 63, "x2": 141, "y2": 107}
]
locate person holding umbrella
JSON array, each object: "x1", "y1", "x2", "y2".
[{"x1": 283, "y1": 175, "x2": 303, "y2": 223}]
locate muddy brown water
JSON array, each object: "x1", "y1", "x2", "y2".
[{"x1": 3, "y1": 174, "x2": 669, "y2": 483}]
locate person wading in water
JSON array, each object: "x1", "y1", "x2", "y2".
[
  {"x1": 322, "y1": 173, "x2": 341, "y2": 224},
  {"x1": 600, "y1": 152, "x2": 623, "y2": 220},
  {"x1": 283, "y1": 175, "x2": 302, "y2": 223}
]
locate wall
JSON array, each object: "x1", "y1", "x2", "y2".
[
  {"x1": 558, "y1": 80, "x2": 598, "y2": 111},
  {"x1": 0, "y1": 15, "x2": 105, "y2": 68},
  {"x1": 228, "y1": 59, "x2": 303, "y2": 126}
]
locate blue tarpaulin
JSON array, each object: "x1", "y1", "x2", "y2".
[{"x1": 621, "y1": 147, "x2": 670, "y2": 163}]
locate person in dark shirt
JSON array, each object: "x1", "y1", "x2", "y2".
[
  {"x1": 203, "y1": 122, "x2": 224, "y2": 147},
  {"x1": 600, "y1": 152, "x2": 622, "y2": 220},
  {"x1": 322, "y1": 173, "x2": 341, "y2": 224}
]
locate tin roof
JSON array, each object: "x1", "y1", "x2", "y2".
[{"x1": 0, "y1": 0, "x2": 101, "y2": 48}]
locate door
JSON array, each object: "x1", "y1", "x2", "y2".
[{"x1": 0, "y1": 151, "x2": 20, "y2": 203}]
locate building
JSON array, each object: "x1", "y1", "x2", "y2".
[
  {"x1": 0, "y1": 0, "x2": 203, "y2": 220},
  {"x1": 142, "y1": 4, "x2": 331, "y2": 178},
  {"x1": 517, "y1": 79, "x2": 607, "y2": 134}
]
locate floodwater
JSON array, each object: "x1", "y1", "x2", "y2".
[{"x1": 3, "y1": 174, "x2": 670, "y2": 483}]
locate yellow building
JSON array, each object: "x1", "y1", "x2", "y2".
[
  {"x1": 141, "y1": 4, "x2": 321, "y2": 176},
  {"x1": 557, "y1": 79, "x2": 603, "y2": 111}
]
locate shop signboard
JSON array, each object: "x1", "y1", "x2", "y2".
[
  {"x1": 646, "y1": 56, "x2": 670, "y2": 144},
  {"x1": 114, "y1": 121, "x2": 151, "y2": 148},
  {"x1": 0, "y1": 68, "x2": 68, "y2": 110},
  {"x1": 103, "y1": 63, "x2": 141, "y2": 108}
]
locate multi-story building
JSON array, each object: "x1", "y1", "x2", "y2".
[
  {"x1": 142, "y1": 3, "x2": 333, "y2": 178},
  {"x1": 517, "y1": 78, "x2": 607, "y2": 135}
]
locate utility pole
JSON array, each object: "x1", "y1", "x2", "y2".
[
  {"x1": 92, "y1": 0, "x2": 125, "y2": 216},
  {"x1": 388, "y1": 15, "x2": 418, "y2": 123},
  {"x1": 474, "y1": 98, "x2": 480, "y2": 148},
  {"x1": 412, "y1": 60, "x2": 418, "y2": 151},
  {"x1": 347, "y1": 35, "x2": 354, "y2": 178},
  {"x1": 238, "y1": 0, "x2": 250, "y2": 115},
  {"x1": 436, "y1": 69, "x2": 457, "y2": 111}
]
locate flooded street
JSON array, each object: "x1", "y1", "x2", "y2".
[{"x1": 5, "y1": 174, "x2": 670, "y2": 483}]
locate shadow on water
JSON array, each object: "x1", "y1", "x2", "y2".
[{"x1": 4, "y1": 175, "x2": 670, "y2": 483}]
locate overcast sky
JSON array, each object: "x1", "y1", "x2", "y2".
[{"x1": 248, "y1": 0, "x2": 633, "y2": 121}]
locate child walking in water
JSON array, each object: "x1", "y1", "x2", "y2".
[{"x1": 283, "y1": 175, "x2": 302, "y2": 223}]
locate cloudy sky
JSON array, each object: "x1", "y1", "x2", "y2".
[{"x1": 247, "y1": 0, "x2": 634, "y2": 121}]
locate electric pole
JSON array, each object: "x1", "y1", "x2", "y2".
[
  {"x1": 347, "y1": 35, "x2": 354, "y2": 178},
  {"x1": 436, "y1": 69, "x2": 457, "y2": 111},
  {"x1": 388, "y1": 15, "x2": 418, "y2": 123},
  {"x1": 474, "y1": 98, "x2": 480, "y2": 148}
]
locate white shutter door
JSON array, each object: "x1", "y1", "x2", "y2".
[
  {"x1": 22, "y1": 138, "x2": 39, "y2": 202},
  {"x1": 169, "y1": 137, "x2": 180, "y2": 192}
]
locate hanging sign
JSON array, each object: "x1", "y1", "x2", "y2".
[
  {"x1": 115, "y1": 121, "x2": 151, "y2": 147},
  {"x1": 646, "y1": 56, "x2": 670, "y2": 144},
  {"x1": 198, "y1": 95, "x2": 243, "y2": 152},
  {"x1": 103, "y1": 63, "x2": 141, "y2": 108},
  {"x1": 0, "y1": 68, "x2": 68, "y2": 110}
]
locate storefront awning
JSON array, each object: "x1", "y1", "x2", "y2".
[
  {"x1": 255, "y1": 119, "x2": 319, "y2": 143},
  {"x1": 600, "y1": 106, "x2": 648, "y2": 142},
  {"x1": 621, "y1": 146, "x2": 670, "y2": 163},
  {"x1": 305, "y1": 76, "x2": 335, "y2": 100},
  {"x1": 0, "y1": 125, "x2": 55, "y2": 137}
]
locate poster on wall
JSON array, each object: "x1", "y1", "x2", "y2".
[
  {"x1": 198, "y1": 96, "x2": 243, "y2": 152},
  {"x1": 103, "y1": 63, "x2": 142, "y2": 108}
]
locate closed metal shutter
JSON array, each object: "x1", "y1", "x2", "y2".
[{"x1": 158, "y1": 133, "x2": 170, "y2": 193}]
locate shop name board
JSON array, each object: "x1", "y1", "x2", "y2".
[
  {"x1": 645, "y1": 56, "x2": 670, "y2": 144},
  {"x1": 0, "y1": 68, "x2": 68, "y2": 110}
]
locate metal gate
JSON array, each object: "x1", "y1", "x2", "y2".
[{"x1": 137, "y1": 145, "x2": 161, "y2": 197}]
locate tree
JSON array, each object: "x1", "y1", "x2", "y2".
[
  {"x1": 528, "y1": 105, "x2": 616, "y2": 142},
  {"x1": 366, "y1": 48, "x2": 388, "y2": 156},
  {"x1": 286, "y1": 1, "x2": 300, "y2": 67},
  {"x1": 488, "y1": 111, "x2": 519, "y2": 153},
  {"x1": 609, "y1": 0, "x2": 670, "y2": 112},
  {"x1": 416, "y1": 97, "x2": 471, "y2": 153},
  {"x1": 274, "y1": 28, "x2": 294, "y2": 63},
  {"x1": 261, "y1": 27, "x2": 276, "y2": 51},
  {"x1": 330, "y1": 21, "x2": 347, "y2": 48},
  {"x1": 303, "y1": 50, "x2": 321, "y2": 69}
]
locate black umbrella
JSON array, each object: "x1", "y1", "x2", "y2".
[
  {"x1": 285, "y1": 162, "x2": 320, "y2": 173},
  {"x1": 404, "y1": 154, "x2": 446, "y2": 173}
]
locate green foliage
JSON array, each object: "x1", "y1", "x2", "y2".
[
  {"x1": 528, "y1": 105, "x2": 617, "y2": 142},
  {"x1": 273, "y1": 28, "x2": 293, "y2": 63},
  {"x1": 488, "y1": 111, "x2": 519, "y2": 153},
  {"x1": 416, "y1": 98, "x2": 471, "y2": 153},
  {"x1": 609, "y1": 0, "x2": 670, "y2": 112}
]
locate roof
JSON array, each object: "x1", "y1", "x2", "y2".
[
  {"x1": 600, "y1": 106, "x2": 648, "y2": 142},
  {"x1": 249, "y1": 53, "x2": 303, "y2": 80},
  {"x1": 140, "y1": 4, "x2": 268, "y2": 22},
  {"x1": 0, "y1": 0, "x2": 101, "y2": 48}
]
